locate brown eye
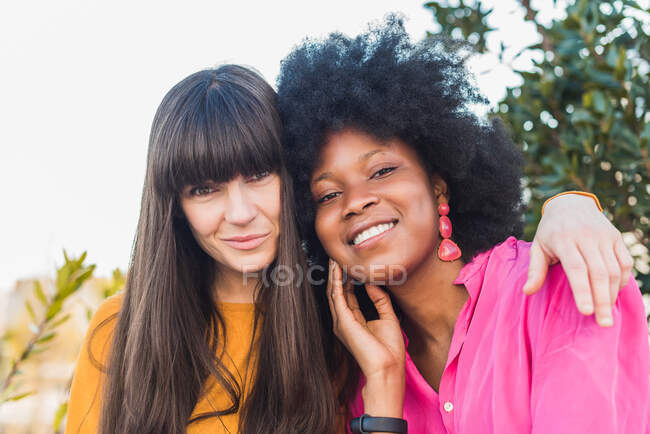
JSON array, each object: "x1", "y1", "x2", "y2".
[
  {"x1": 371, "y1": 167, "x2": 396, "y2": 179},
  {"x1": 190, "y1": 184, "x2": 218, "y2": 196},
  {"x1": 248, "y1": 171, "x2": 271, "y2": 182},
  {"x1": 317, "y1": 192, "x2": 340, "y2": 204}
]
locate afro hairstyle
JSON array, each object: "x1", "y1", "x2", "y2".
[{"x1": 277, "y1": 14, "x2": 525, "y2": 266}]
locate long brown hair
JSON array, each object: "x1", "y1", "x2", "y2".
[{"x1": 92, "y1": 65, "x2": 335, "y2": 433}]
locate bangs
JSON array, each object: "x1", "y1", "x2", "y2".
[{"x1": 151, "y1": 69, "x2": 282, "y2": 196}]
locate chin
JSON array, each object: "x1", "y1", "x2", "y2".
[
  {"x1": 341, "y1": 261, "x2": 408, "y2": 286},
  {"x1": 230, "y1": 252, "x2": 276, "y2": 273}
]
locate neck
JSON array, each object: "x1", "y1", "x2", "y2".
[
  {"x1": 213, "y1": 265, "x2": 259, "y2": 303},
  {"x1": 389, "y1": 250, "x2": 468, "y2": 346}
]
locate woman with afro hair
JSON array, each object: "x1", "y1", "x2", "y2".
[{"x1": 277, "y1": 15, "x2": 649, "y2": 434}]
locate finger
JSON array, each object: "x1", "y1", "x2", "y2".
[
  {"x1": 327, "y1": 260, "x2": 338, "y2": 327},
  {"x1": 614, "y1": 235, "x2": 634, "y2": 289},
  {"x1": 330, "y1": 261, "x2": 357, "y2": 323},
  {"x1": 343, "y1": 281, "x2": 366, "y2": 324},
  {"x1": 577, "y1": 241, "x2": 613, "y2": 327},
  {"x1": 556, "y1": 241, "x2": 594, "y2": 315},
  {"x1": 599, "y1": 242, "x2": 621, "y2": 308},
  {"x1": 365, "y1": 284, "x2": 398, "y2": 321},
  {"x1": 523, "y1": 239, "x2": 551, "y2": 295}
]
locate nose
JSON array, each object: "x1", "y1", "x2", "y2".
[
  {"x1": 223, "y1": 179, "x2": 257, "y2": 226},
  {"x1": 342, "y1": 183, "x2": 379, "y2": 219}
]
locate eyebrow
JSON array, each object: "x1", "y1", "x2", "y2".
[{"x1": 311, "y1": 149, "x2": 385, "y2": 186}]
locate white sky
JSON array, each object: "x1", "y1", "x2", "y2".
[{"x1": 0, "y1": 0, "x2": 562, "y2": 290}]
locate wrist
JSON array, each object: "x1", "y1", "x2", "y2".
[
  {"x1": 362, "y1": 369, "x2": 405, "y2": 418},
  {"x1": 541, "y1": 191, "x2": 603, "y2": 215},
  {"x1": 350, "y1": 414, "x2": 408, "y2": 434}
]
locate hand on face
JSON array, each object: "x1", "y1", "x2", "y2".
[
  {"x1": 523, "y1": 193, "x2": 634, "y2": 327},
  {"x1": 327, "y1": 260, "x2": 405, "y2": 417}
]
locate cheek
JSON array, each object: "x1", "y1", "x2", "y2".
[
  {"x1": 314, "y1": 210, "x2": 339, "y2": 255},
  {"x1": 183, "y1": 203, "x2": 221, "y2": 237},
  {"x1": 314, "y1": 213, "x2": 327, "y2": 246},
  {"x1": 259, "y1": 178, "x2": 282, "y2": 227},
  {"x1": 409, "y1": 200, "x2": 438, "y2": 238},
  {"x1": 399, "y1": 180, "x2": 438, "y2": 236}
]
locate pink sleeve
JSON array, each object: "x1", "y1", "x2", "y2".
[{"x1": 530, "y1": 274, "x2": 650, "y2": 434}]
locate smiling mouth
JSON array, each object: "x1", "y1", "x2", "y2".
[{"x1": 350, "y1": 220, "x2": 398, "y2": 246}]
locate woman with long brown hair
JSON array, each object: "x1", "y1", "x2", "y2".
[{"x1": 66, "y1": 65, "x2": 335, "y2": 433}]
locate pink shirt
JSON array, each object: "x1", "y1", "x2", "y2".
[{"x1": 349, "y1": 237, "x2": 650, "y2": 433}]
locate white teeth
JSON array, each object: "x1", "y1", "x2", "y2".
[{"x1": 353, "y1": 222, "x2": 395, "y2": 245}]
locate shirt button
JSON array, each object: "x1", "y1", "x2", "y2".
[{"x1": 444, "y1": 401, "x2": 454, "y2": 412}]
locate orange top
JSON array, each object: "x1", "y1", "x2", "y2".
[{"x1": 65, "y1": 293, "x2": 259, "y2": 433}]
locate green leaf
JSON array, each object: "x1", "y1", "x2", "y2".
[
  {"x1": 29, "y1": 346, "x2": 49, "y2": 355},
  {"x1": 570, "y1": 109, "x2": 597, "y2": 124},
  {"x1": 48, "y1": 313, "x2": 71, "y2": 329},
  {"x1": 45, "y1": 299, "x2": 63, "y2": 321},
  {"x1": 25, "y1": 301, "x2": 37, "y2": 322},
  {"x1": 556, "y1": 37, "x2": 584, "y2": 57},
  {"x1": 591, "y1": 90, "x2": 607, "y2": 114},
  {"x1": 53, "y1": 402, "x2": 68, "y2": 431},
  {"x1": 6, "y1": 391, "x2": 34, "y2": 402},
  {"x1": 37, "y1": 332, "x2": 56, "y2": 344},
  {"x1": 614, "y1": 47, "x2": 627, "y2": 81},
  {"x1": 587, "y1": 69, "x2": 621, "y2": 89},
  {"x1": 56, "y1": 265, "x2": 71, "y2": 295},
  {"x1": 34, "y1": 281, "x2": 48, "y2": 306},
  {"x1": 60, "y1": 265, "x2": 95, "y2": 299},
  {"x1": 640, "y1": 122, "x2": 650, "y2": 143}
]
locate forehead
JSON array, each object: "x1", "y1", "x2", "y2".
[{"x1": 311, "y1": 130, "x2": 423, "y2": 182}]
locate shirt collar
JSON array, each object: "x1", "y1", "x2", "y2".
[{"x1": 452, "y1": 236, "x2": 517, "y2": 321}]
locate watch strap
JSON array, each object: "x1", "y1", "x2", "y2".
[{"x1": 350, "y1": 414, "x2": 408, "y2": 433}]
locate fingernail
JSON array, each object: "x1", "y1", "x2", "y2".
[
  {"x1": 579, "y1": 303, "x2": 594, "y2": 314},
  {"x1": 598, "y1": 316, "x2": 613, "y2": 327}
]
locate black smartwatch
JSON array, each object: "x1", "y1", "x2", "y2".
[{"x1": 350, "y1": 414, "x2": 408, "y2": 433}]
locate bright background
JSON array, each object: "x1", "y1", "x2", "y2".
[{"x1": 0, "y1": 0, "x2": 566, "y2": 289}]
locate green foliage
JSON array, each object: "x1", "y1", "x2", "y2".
[
  {"x1": 0, "y1": 251, "x2": 95, "y2": 405},
  {"x1": 425, "y1": 0, "x2": 650, "y2": 291},
  {"x1": 424, "y1": 0, "x2": 495, "y2": 51},
  {"x1": 102, "y1": 268, "x2": 126, "y2": 299},
  {"x1": 53, "y1": 402, "x2": 68, "y2": 433}
]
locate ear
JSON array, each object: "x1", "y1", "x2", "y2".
[{"x1": 429, "y1": 174, "x2": 449, "y2": 203}]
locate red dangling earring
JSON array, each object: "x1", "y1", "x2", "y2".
[{"x1": 438, "y1": 203, "x2": 462, "y2": 261}]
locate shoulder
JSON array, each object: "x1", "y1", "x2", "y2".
[
  {"x1": 484, "y1": 237, "x2": 646, "y2": 328},
  {"x1": 490, "y1": 239, "x2": 649, "y2": 358},
  {"x1": 91, "y1": 292, "x2": 123, "y2": 325},
  {"x1": 476, "y1": 236, "x2": 581, "y2": 314},
  {"x1": 462, "y1": 236, "x2": 532, "y2": 300},
  {"x1": 476, "y1": 237, "x2": 649, "y2": 364},
  {"x1": 67, "y1": 293, "x2": 124, "y2": 433},
  {"x1": 88, "y1": 292, "x2": 123, "y2": 339},
  {"x1": 84, "y1": 292, "x2": 123, "y2": 366}
]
